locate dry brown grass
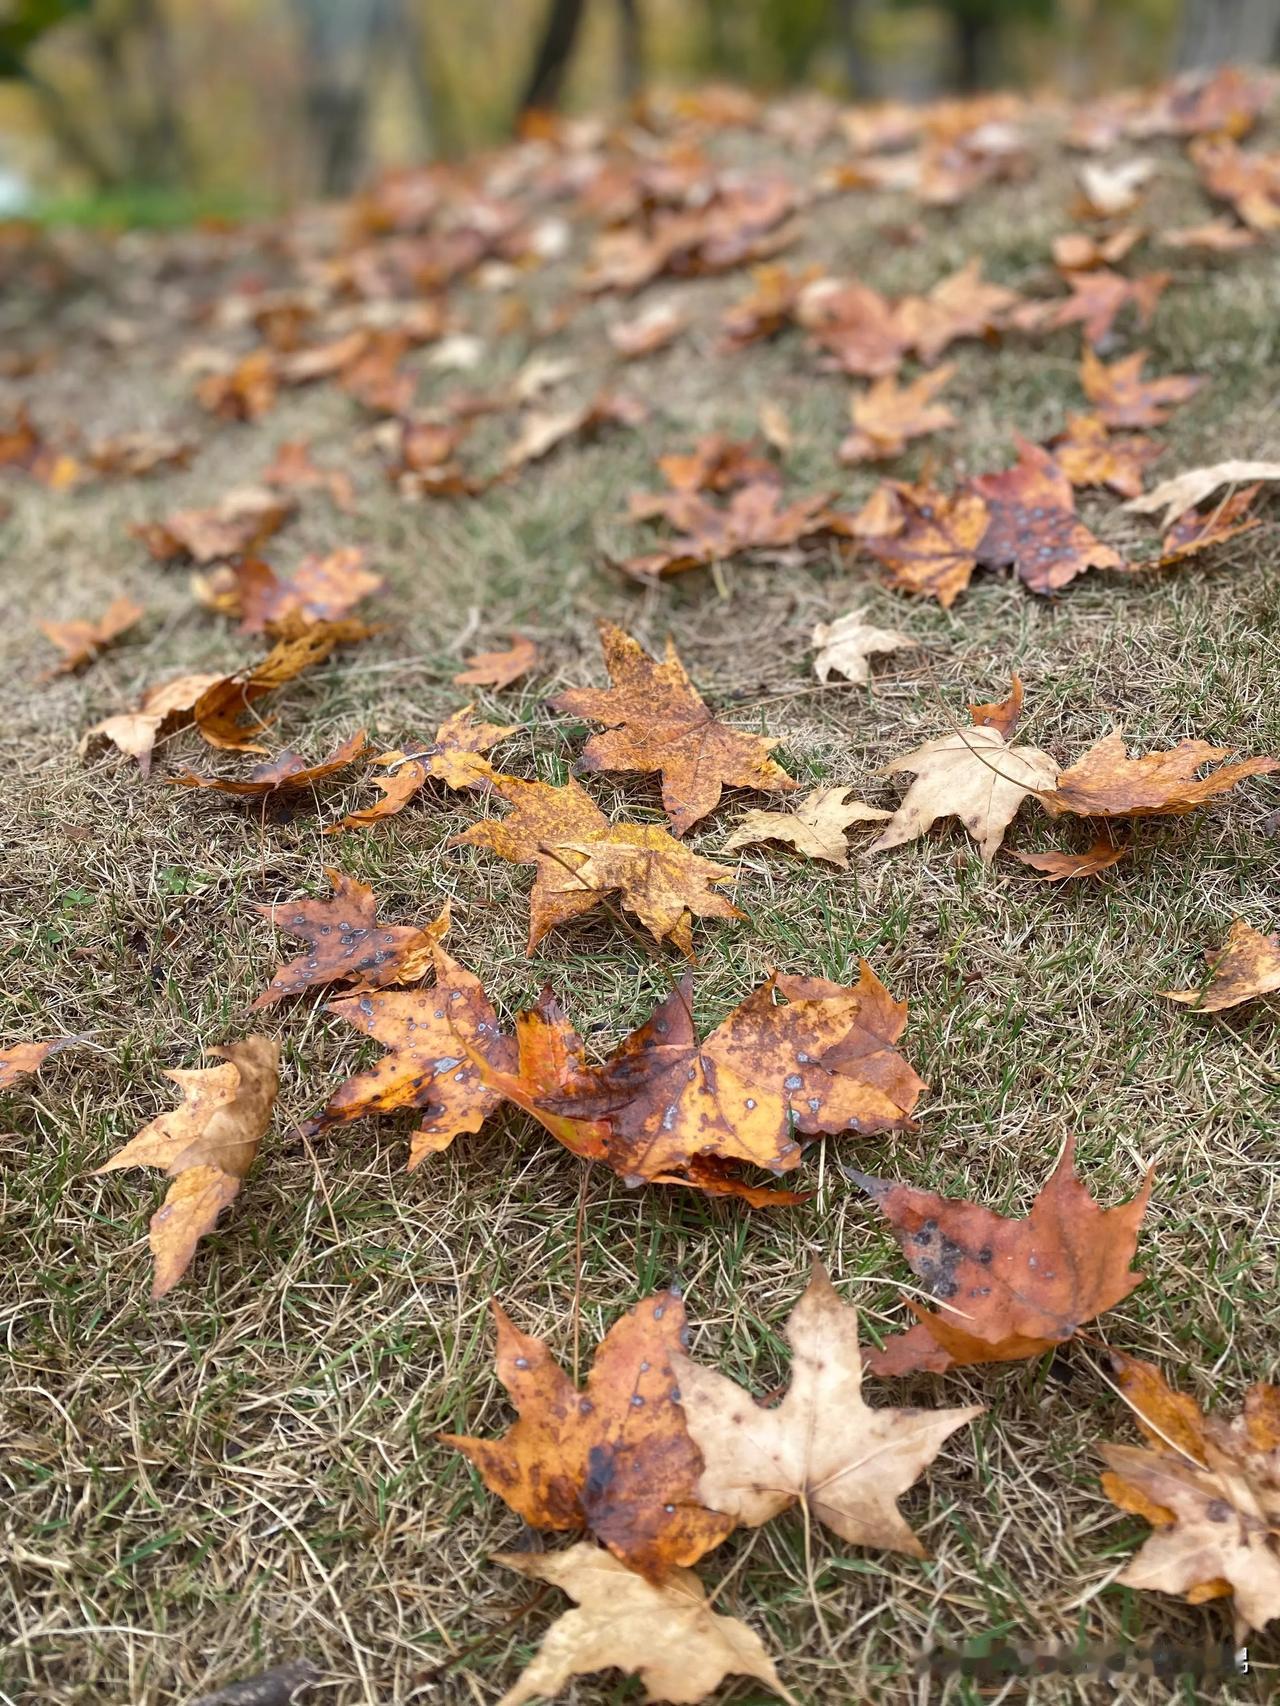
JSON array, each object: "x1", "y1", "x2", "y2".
[{"x1": 2, "y1": 101, "x2": 1279, "y2": 1706}]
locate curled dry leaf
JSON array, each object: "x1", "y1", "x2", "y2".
[
  {"x1": 94, "y1": 1037, "x2": 279, "y2": 1298},
  {"x1": 87, "y1": 431, "x2": 193, "y2": 479},
  {"x1": 1155, "y1": 484, "x2": 1262, "y2": 567},
  {"x1": 82, "y1": 671, "x2": 225, "y2": 775},
  {"x1": 1101, "y1": 1354, "x2": 1280, "y2": 1637},
  {"x1": 1158, "y1": 218, "x2": 1257, "y2": 254},
  {"x1": 675, "y1": 1262, "x2": 981, "y2": 1556},
  {"x1": 192, "y1": 620, "x2": 370, "y2": 752},
  {"x1": 973, "y1": 438, "x2": 1124, "y2": 593},
  {"x1": 39, "y1": 596, "x2": 144, "y2": 676},
  {"x1": 453, "y1": 633, "x2": 538, "y2": 689},
  {"x1": 1076, "y1": 156, "x2": 1155, "y2": 217},
  {"x1": 1162, "y1": 919, "x2": 1280, "y2": 1013},
  {"x1": 328, "y1": 705, "x2": 515, "y2": 831},
  {"x1": 493, "y1": 1544, "x2": 788, "y2": 1706},
  {"x1": 852, "y1": 1136, "x2": 1153, "y2": 1374},
  {"x1": 0, "y1": 1039, "x2": 70, "y2": 1090},
  {"x1": 838, "y1": 366, "x2": 955, "y2": 464},
  {"x1": 858, "y1": 482, "x2": 991, "y2": 608},
  {"x1": 607, "y1": 300, "x2": 688, "y2": 360},
  {"x1": 501, "y1": 391, "x2": 645, "y2": 473},
  {"x1": 1051, "y1": 414, "x2": 1160, "y2": 501},
  {"x1": 1047, "y1": 731, "x2": 1279, "y2": 818},
  {"x1": 251, "y1": 873, "x2": 444, "y2": 1008},
  {"x1": 171, "y1": 729, "x2": 369, "y2": 799},
  {"x1": 1051, "y1": 227, "x2": 1143, "y2": 271},
  {"x1": 195, "y1": 548, "x2": 384, "y2": 634},
  {"x1": 1080, "y1": 348, "x2": 1203, "y2": 429},
  {"x1": 454, "y1": 773, "x2": 741, "y2": 955},
  {"x1": 1009, "y1": 838, "x2": 1128, "y2": 880},
  {"x1": 868, "y1": 694, "x2": 1057, "y2": 862},
  {"x1": 720, "y1": 786, "x2": 890, "y2": 869},
  {"x1": 1124, "y1": 459, "x2": 1280, "y2": 529},
  {"x1": 811, "y1": 609, "x2": 915, "y2": 684},
  {"x1": 442, "y1": 1292, "x2": 733, "y2": 1579},
  {"x1": 550, "y1": 623, "x2": 797, "y2": 836},
  {"x1": 134, "y1": 487, "x2": 295, "y2": 564}
]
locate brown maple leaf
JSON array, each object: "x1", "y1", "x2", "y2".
[
  {"x1": 1080, "y1": 348, "x2": 1204, "y2": 429},
  {"x1": 1190, "y1": 137, "x2": 1280, "y2": 233},
  {"x1": 1051, "y1": 228, "x2": 1144, "y2": 271},
  {"x1": 171, "y1": 729, "x2": 368, "y2": 798},
  {"x1": 493, "y1": 1544, "x2": 788, "y2": 1706},
  {"x1": 0, "y1": 1039, "x2": 70, "y2": 1090},
  {"x1": 622, "y1": 483, "x2": 834, "y2": 581},
  {"x1": 192, "y1": 621, "x2": 370, "y2": 752},
  {"x1": 195, "y1": 350, "x2": 279, "y2": 421},
  {"x1": 328, "y1": 706, "x2": 515, "y2": 832},
  {"x1": 134, "y1": 487, "x2": 295, "y2": 565},
  {"x1": 1050, "y1": 268, "x2": 1170, "y2": 347},
  {"x1": 1155, "y1": 485, "x2": 1262, "y2": 568},
  {"x1": 1101, "y1": 1354, "x2": 1280, "y2": 1637},
  {"x1": 973, "y1": 437, "x2": 1125, "y2": 593},
  {"x1": 838, "y1": 367, "x2": 956, "y2": 464},
  {"x1": 551, "y1": 623, "x2": 797, "y2": 835},
  {"x1": 800, "y1": 277, "x2": 909, "y2": 378},
  {"x1": 1009, "y1": 838, "x2": 1128, "y2": 880},
  {"x1": 1162, "y1": 919, "x2": 1280, "y2": 1013},
  {"x1": 857, "y1": 482, "x2": 991, "y2": 608},
  {"x1": 442, "y1": 1291, "x2": 733, "y2": 1579},
  {"x1": 676, "y1": 1263, "x2": 980, "y2": 1556},
  {"x1": 251, "y1": 873, "x2": 443, "y2": 1008},
  {"x1": 1050, "y1": 414, "x2": 1159, "y2": 501},
  {"x1": 39, "y1": 597, "x2": 144, "y2": 677},
  {"x1": 1046, "y1": 731, "x2": 1279, "y2": 818},
  {"x1": 454, "y1": 773, "x2": 741, "y2": 955},
  {"x1": 500, "y1": 392, "x2": 645, "y2": 474},
  {"x1": 895, "y1": 259, "x2": 1020, "y2": 364},
  {"x1": 720, "y1": 786, "x2": 890, "y2": 869},
  {"x1": 94, "y1": 1037, "x2": 279, "y2": 1298},
  {"x1": 720, "y1": 262, "x2": 819, "y2": 349},
  {"x1": 195, "y1": 548, "x2": 384, "y2": 635},
  {"x1": 454, "y1": 633, "x2": 539, "y2": 689},
  {"x1": 852, "y1": 1136, "x2": 1153, "y2": 1375}
]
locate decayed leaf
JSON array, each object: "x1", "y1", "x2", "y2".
[
  {"x1": 134, "y1": 487, "x2": 295, "y2": 564},
  {"x1": 1101, "y1": 1355, "x2": 1280, "y2": 1637},
  {"x1": 328, "y1": 705, "x2": 515, "y2": 831},
  {"x1": 94, "y1": 1037, "x2": 279, "y2": 1297},
  {"x1": 973, "y1": 438, "x2": 1124, "y2": 594},
  {"x1": 39, "y1": 597, "x2": 144, "y2": 676},
  {"x1": 607, "y1": 300, "x2": 688, "y2": 360},
  {"x1": 0, "y1": 1039, "x2": 69, "y2": 1090},
  {"x1": 171, "y1": 730, "x2": 367, "y2": 798},
  {"x1": 1155, "y1": 485, "x2": 1262, "y2": 567},
  {"x1": 1051, "y1": 414, "x2": 1160, "y2": 501},
  {"x1": 868, "y1": 701, "x2": 1058, "y2": 862},
  {"x1": 675, "y1": 1263, "x2": 981, "y2": 1556},
  {"x1": 811, "y1": 609, "x2": 915, "y2": 684},
  {"x1": 720, "y1": 786, "x2": 890, "y2": 869},
  {"x1": 493, "y1": 1544, "x2": 788, "y2": 1706},
  {"x1": 1046, "y1": 732, "x2": 1279, "y2": 819},
  {"x1": 453, "y1": 633, "x2": 539, "y2": 689},
  {"x1": 1080, "y1": 349, "x2": 1203, "y2": 429},
  {"x1": 838, "y1": 367, "x2": 955, "y2": 464},
  {"x1": 195, "y1": 548, "x2": 383, "y2": 634},
  {"x1": 1009, "y1": 838, "x2": 1128, "y2": 880},
  {"x1": 454, "y1": 774, "x2": 741, "y2": 954},
  {"x1": 442, "y1": 1292, "x2": 733, "y2": 1578},
  {"x1": 1050, "y1": 268, "x2": 1170, "y2": 347},
  {"x1": 251, "y1": 873, "x2": 443, "y2": 1008},
  {"x1": 192, "y1": 620, "x2": 369, "y2": 752},
  {"x1": 551, "y1": 623, "x2": 797, "y2": 836},
  {"x1": 802, "y1": 277, "x2": 909, "y2": 378},
  {"x1": 82, "y1": 670, "x2": 225, "y2": 775},
  {"x1": 852, "y1": 1136, "x2": 1153, "y2": 1374},
  {"x1": 859, "y1": 482, "x2": 991, "y2": 608},
  {"x1": 1124, "y1": 459, "x2": 1280, "y2": 529},
  {"x1": 1162, "y1": 919, "x2": 1280, "y2": 1013}
]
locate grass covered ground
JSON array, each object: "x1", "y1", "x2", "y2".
[{"x1": 2, "y1": 88, "x2": 1279, "y2": 1706}]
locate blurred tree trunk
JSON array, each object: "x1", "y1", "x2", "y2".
[
  {"x1": 518, "y1": 0, "x2": 586, "y2": 115},
  {"x1": 616, "y1": 0, "x2": 644, "y2": 101},
  {"x1": 950, "y1": 3, "x2": 996, "y2": 91},
  {"x1": 1177, "y1": 0, "x2": 1280, "y2": 68},
  {"x1": 831, "y1": 0, "x2": 865, "y2": 96}
]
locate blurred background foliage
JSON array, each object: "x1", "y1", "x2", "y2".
[{"x1": 0, "y1": 0, "x2": 1276, "y2": 216}]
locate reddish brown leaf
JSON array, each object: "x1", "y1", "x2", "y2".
[
  {"x1": 196, "y1": 548, "x2": 384, "y2": 635},
  {"x1": 252, "y1": 874, "x2": 443, "y2": 1008},
  {"x1": 1190, "y1": 137, "x2": 1280, "y2": 233},
  {"x1": 973, "y1": 437, "x2": 1124, "y2": 593},
  {"x1": 39, "y1": 597, "x2": 144, "y2": 677},
  {"x1": 858, "y1": 482, "x2": 991, "y2": 608},
  {"x1": 1162, "y1": 919, "x2": 1280, "y2": 1013},
  {"x1": 969, "y1": 674, "x2": 1024, "y2": 740},
  {"x1": 1050, "y1": 413, "x2": 1160, "y2": 500},
  {"x1": 261, "y1": 439, "x2": 356, "y2": 512},
  {"x1": 1080, "y1": 348, "x2": 1204, "y2": 429},
  {"x1": 171, "y1": 729, "x2": 368, "y2": 797},
  {"x1": 454, "y1": 634, "x2": 539, "y2": 689},
  {"x1": 1047, "y1": 732, "x2": 1279, "y2": 818},
  {"x1": 192, "y1": 621, "x2": 370, "y2": 753},
  {"x1": 134, "y1": 487, "x2": 295, "y2": 565},
  {"x1": 622, "y1": 482, "x2": 835, "y2": 580},
  {"x1": 1050, "y1": 269, "x2": 1170, "y2": 347},
  {"x1": 1009, "y1": 838, "x2": 1128, "y2": 880},
  {"x1": 328, "y1": 705, "x2": 515, "y2": 832},
  {"x1": 1156, "y1": 485, "x2": 1262, "y2": 567},
  {"x1": 838, "y1": 366, "x2": 955, "y2": 464}
]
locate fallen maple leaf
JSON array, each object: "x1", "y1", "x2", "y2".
[
  {"x1": 868, "y1": 695, "x2": 1057, "y2": 862},
  {"x1": 171, "y1": 730, "x2": 367, "y2": 798},
  {"x1": 1080, "y1": 348, "x2": 1204, "y2": 430},
  {"x1": 501, "y1": 392, "x2": 645, "y2": 473},
  {"x1": 39, "y1": 596, "x2": 144, "y2": 676},
  {"x1": 1154, "y1": 485, "x2": 1262, "y2": 568},
  {"x1": 838, "y1": 367, "x2": 955, "y2": 464},
  {"x1": 196, "y1": 350, "x2": 278, "y2": 420},
  {"x1": 720, "y1": 786, "x2": 890, "y2": 869},
  {"x1": 454, "y1": 773, "x2": 741, "y2": 955},
  {"x1": 1050, "y1": 413, "x2": 1159, "y2": 501},
  {"x1": 1050, "y1": 268, "x2": 1170, "y2": 347},
  {"x1": 1046, "y1": 732, "x2": 1279, "y2": 818},
  {"x1": 252, "y1": 873, "x2": 442, "y2": 1008},
  {"x1": 328, "y1": 705, "x2": 515, "y2": 831},
  {"x1": 493, "y1": 1544, "x2": 788, "y2": 1706},
  {"x1": 1101, "y1": 1354, "x2": 1280, "y2": 1638},
  {"x1": 261, "y1": 439, "x2": 355, "y2": 512},
  {"x1": 453, "y1": 633, "x2": 539, "y2": 689},
  {"x1": 442, "y1": 1291, "x2": 733, "y2": 1578},
  {"x1": 622, "y1": 483, "x2": 835, "y2": 581},
  {"x1": 607, "y1": 300, "x2": 688, "y2": 359},
  {"x1": 852, "y1": 1136, "x2": 1153, "y2": 1374},
  {"x1": 801, "y1": 277, "x2": 909, "y2": 378},
  {"x1": 811, "y1": 609, "x2": 915, "y2": 684},
  {"x1": 858, "y1": 482, "x2": 991, "y2": 607},
  {"x1": 82, "y1": 671, "x2": 224, "y2": 775},
  {"x1": 968, "y1": 674, "x2": 1025, "y2": 740},
  {"x1": 192, "y1": 621, "x2": 369, "y2": 752},
  {"x1": 1190, "y1": 137, "x2": 1280, "y2": 233},
  {"x1": 94, "y1": 1037, "x2": 279, "y2": 1298},
  {"x1": 0, "y1": 1039, "x2": 69, "y2": 1090},
  {"x1": 1076, "y1": 157, "x2": 1155, "y2": 217},
  {"x1": 1124, "y1": 460, "x2": 1280, "y2": 529},
  {"x1": 973, "y1": 438, "x2": 1124, "y2": 593},
  {"x1": 895, "y1": 259, "x2": 1020, "y2": 364},
  {"x1": 1009, "y1": 839, "x2": 1128, "y2": 880},
  {"x1": 1051, "y1": 228, "x2": 1143, "y2": 271},
  {"x1": 551, "y1": 623, "x2": 797, "y2": 835},
  {"x1": 1162, "y1": 919, "x2": 1280, "y2": 1013},
  {"x1": 195, "y1": 548, "x2": 384, "y2": 635},
  {"x1": 87, "y1": 431, "x2": 193, "y2": 479},
  {"x1": 134, "y1": 487, "x2": 295, "y2": 564},
  {"x1": 676, "y1": 1262, "x2": 981, "y2": 1555},
  {"x1": 721, "y1": 262, "x2": 819, "y2": 349}
]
